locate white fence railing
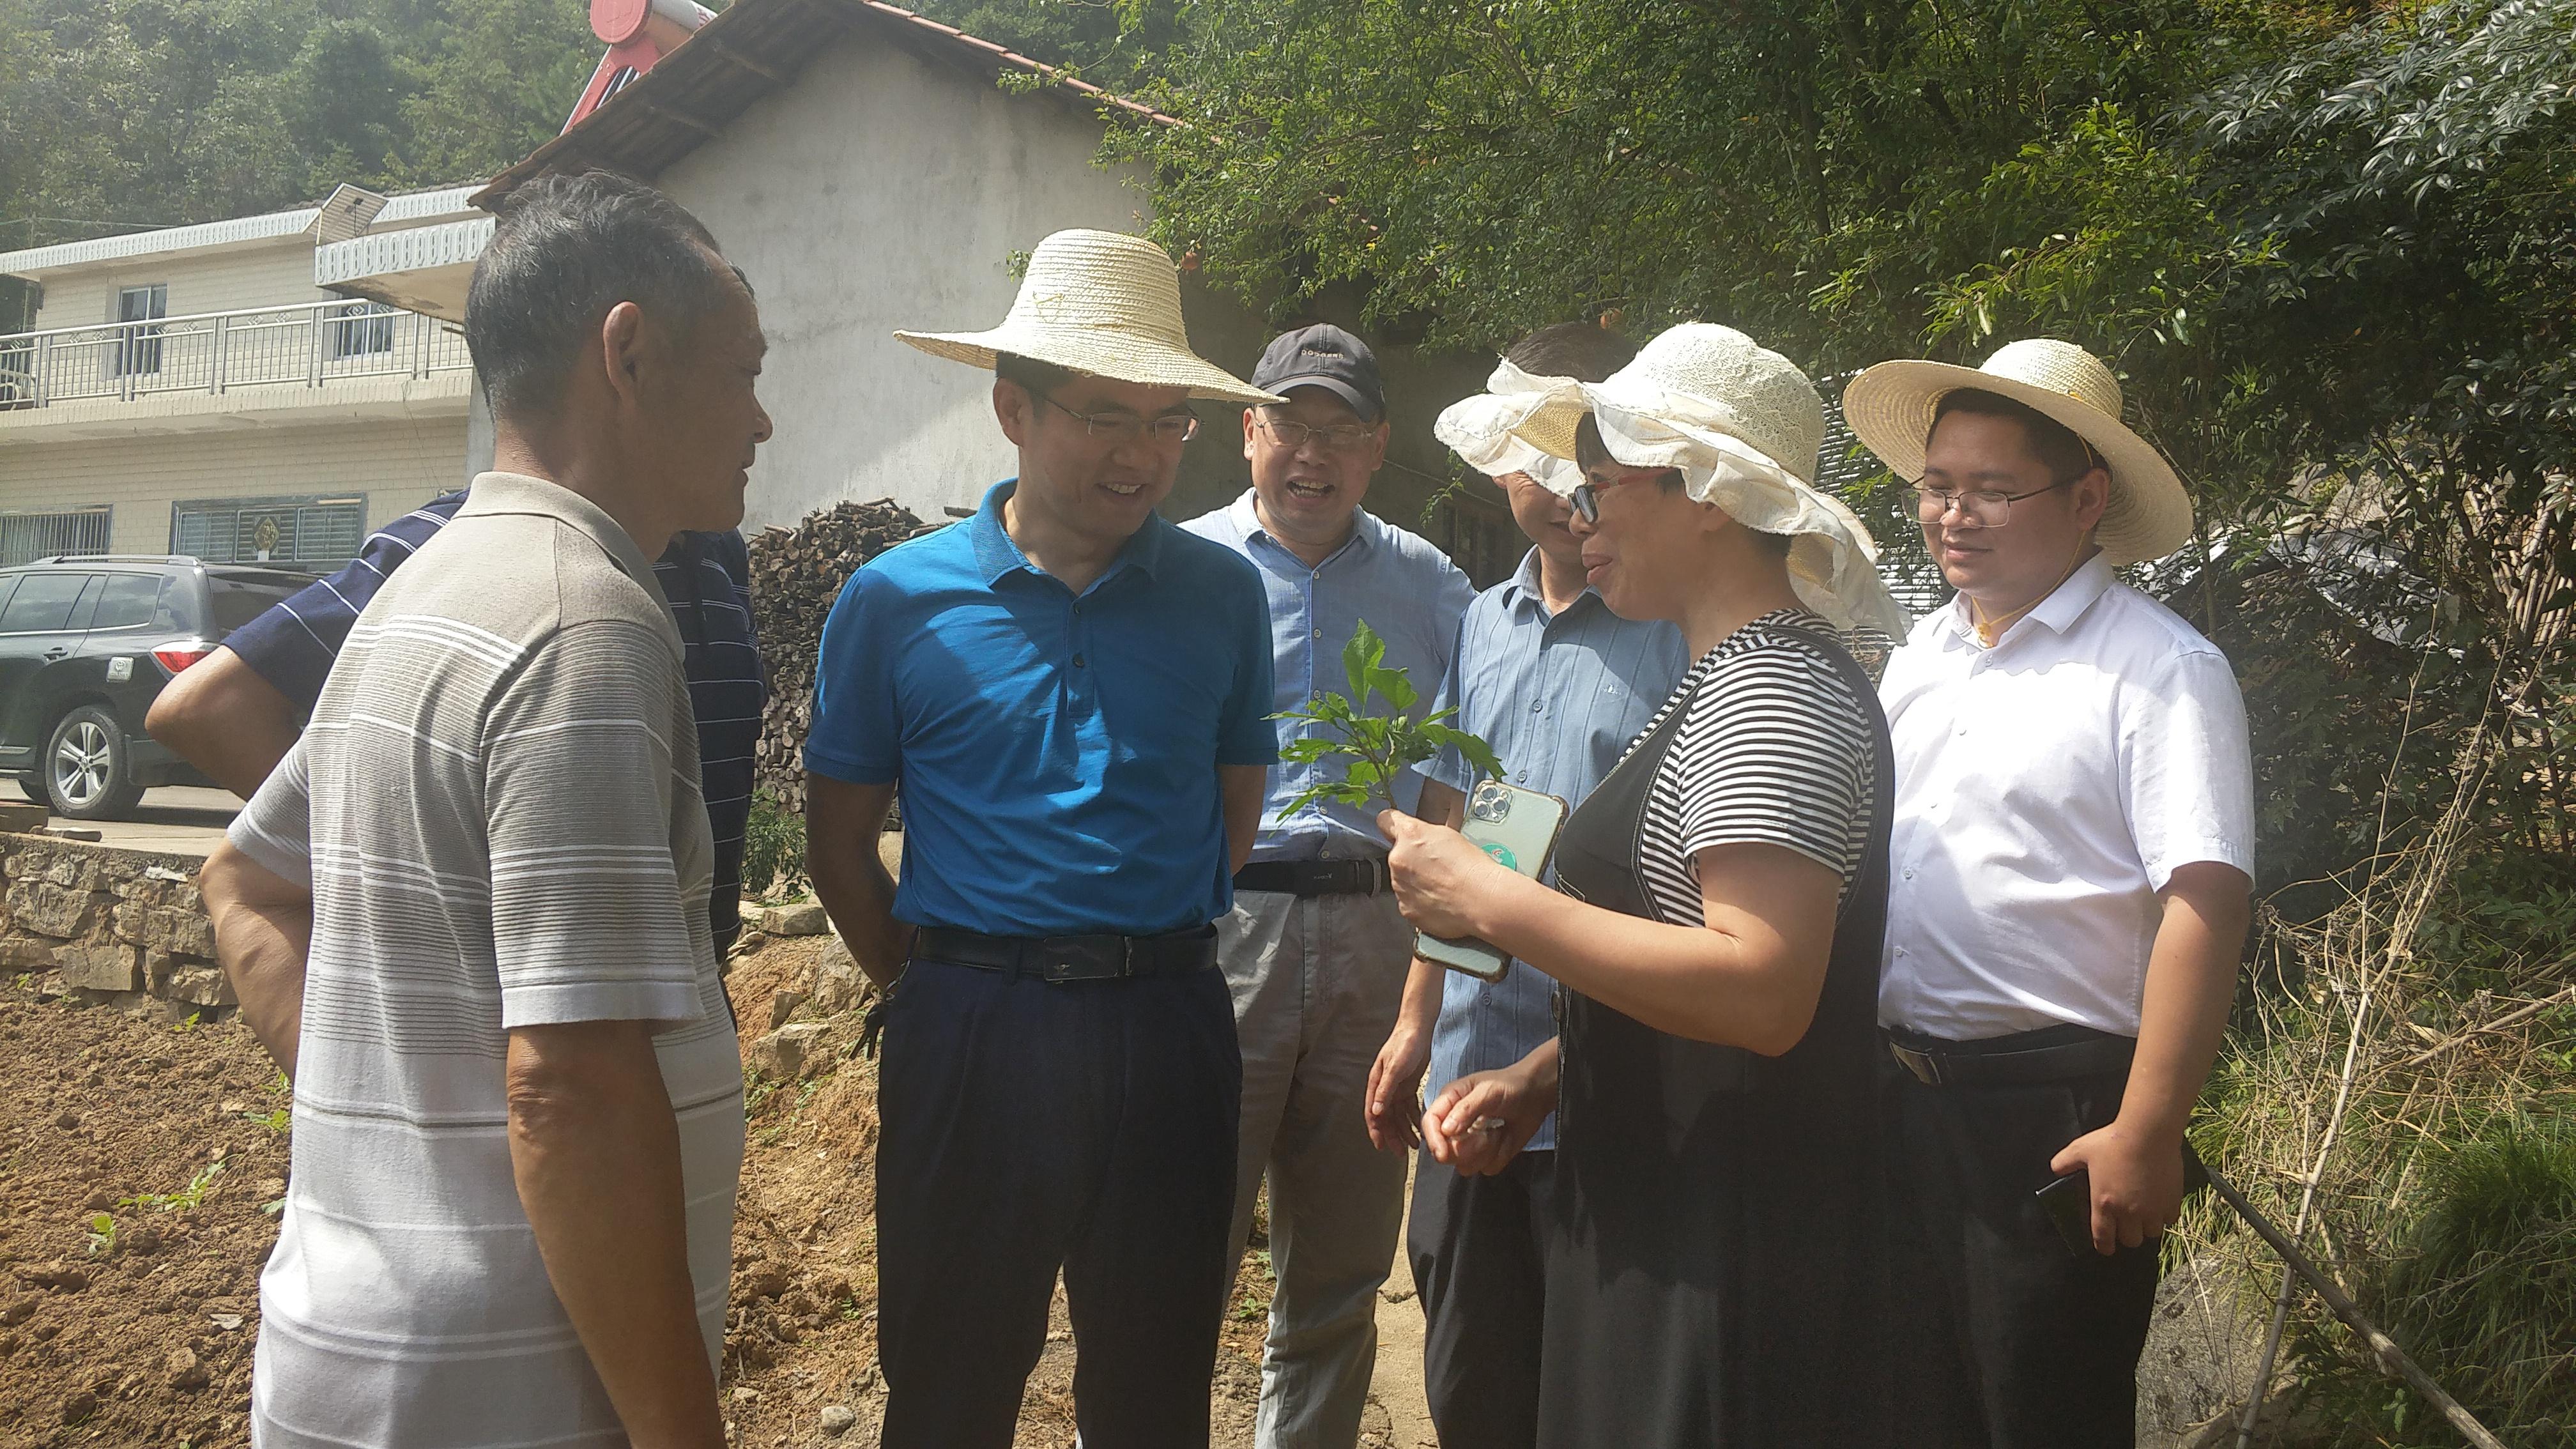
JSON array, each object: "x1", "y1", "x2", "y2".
[{"x1": 0, "y1": 298, "x2": 470, "y2": 410}]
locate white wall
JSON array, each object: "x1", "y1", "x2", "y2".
[
  {"x1": 0, "y1": 417, "x2": 464, "y2": 555},
  {"x1": 656, "y1": 36, "x2": 1281, "y2": 532},
  {"x1": 29, "y1": 239, "x2": 331, "y2": 332}
]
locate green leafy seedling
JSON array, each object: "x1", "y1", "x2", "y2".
[
  {"x1": 85, "y1": 1213, "x2": 116, "y2": 1257},
  {"x1": 171, "y1": 1011, "x2": 200, "y2": 1033},
  {"x1": 243, "y1": 1108, "x2": 291, "y2": 1135},
  {"x1": 123, "y1": 1161, "x2": 224, "y2": 1213},
  {"x1": 1271, "y1": 620, "x2": 1504, "y2": 819}
]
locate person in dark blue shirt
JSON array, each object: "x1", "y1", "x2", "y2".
[
  {"x1": 144, "y1": 489, "x2": 767, "y2": 951},
  {"x1": 802, "y1": 229, "x2": 1280, "y2": 1449}
]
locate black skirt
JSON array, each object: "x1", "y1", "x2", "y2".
[{"x1": 1537, "y1": 621, "x2": 1897, "y2": 1447}]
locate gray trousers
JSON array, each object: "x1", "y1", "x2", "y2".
[{"x1": 1220, "y1": 887, "x2": 1414, "y2": 1449}]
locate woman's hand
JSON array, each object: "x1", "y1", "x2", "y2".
[
  {"x1": 1422, "y1": 1042, "x2": 1559, "y2": 1177},
  {"x1": 1379, "y1": 808, "x2": 1517, "y2": 941}
]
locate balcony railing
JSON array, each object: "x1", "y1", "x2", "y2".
[{"x1": 0, "y1": 298, "x2": 470, "y2": 411}]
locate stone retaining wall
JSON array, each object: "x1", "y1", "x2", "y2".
[{"x1": 0, "y1": 832, "x2": 232, "y2": 1020}]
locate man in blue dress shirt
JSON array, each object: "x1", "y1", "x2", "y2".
[
  {"x1": 1181, "y1": 324, "x2": 1476, "y2": 1449},
  {"x1": 1365, "y1": 323, "x2": 1686, "y2": 1448},
  {"x1": 801, "y1": 230, "x2": 1281, "y2": 1449}
]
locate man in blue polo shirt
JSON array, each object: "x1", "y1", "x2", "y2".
[
  {"x1": 1366, "y1": 322, "x2": 1686, "y2": 1449},
  {"x1": 144, "y1": 494, "x2": 767, "y2": 950},
  {"x1": 1182, "y1": 323, "x2": 1475, "y2": 1449},
  {"x1": 801, "y1": 229, "x2": 1280, "y2": 1449}
]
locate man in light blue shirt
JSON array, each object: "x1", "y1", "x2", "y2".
[
  {"x1": 1181, "y1": 324, "x2": 1475, "y2": 1449},
  {"x1": 1370, "y1": 323, "x2": 1686, "y2": 1449}
]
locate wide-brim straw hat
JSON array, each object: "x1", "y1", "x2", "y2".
[
  {"x1": 1433, "y1": 360, "x2": 1583, "y2": 493},
  {"x1": 1510, "y1": 323, "x2": 1910, "y2": 638},
  {"x1": 1840, "y1": 338, "x2": 2193, "y2": 566},
  {"x1": 895, "y1": 229, "x2": 1281, "y2": 405}
]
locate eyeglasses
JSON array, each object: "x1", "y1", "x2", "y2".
[
  {"x1": 1568, "y1": 475, "x2": 1639, "y2": 524},
  {"x1": 1255, "y1": 415, "x2": 1378, "y2": 452},
  {"x1": 1911, "y1": 476, "x2": 2076, "y2": 528},
  {"x1": 1036, "y1": 391, "x2": 1200, "y2": 445}
]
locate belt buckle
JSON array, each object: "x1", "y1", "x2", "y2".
[
  {"x1": 1119, "y1": 937, "x2": 1138, "y2": 978},
  {"x1": 1889, "y1": 1040, "x2": 1944, "y2": 1086},
  {"x1": 1038, "y1": 937, "x2": 1082, "y2": 985}
]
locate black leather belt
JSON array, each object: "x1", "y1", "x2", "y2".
[
  {"x1": 912, "y1": 924, "x2": 1218, "y2": 983},
  {"x1": 1885, "y1": 1023, "x2": 2137, "y2": 1087},
  {"x1": 1232, "y1": 859, "x2": 1390, "y2": 897}
]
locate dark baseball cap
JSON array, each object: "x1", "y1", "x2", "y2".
[{"x1": 1251, "y1": 324, "x2": 1384, "y2": 424}]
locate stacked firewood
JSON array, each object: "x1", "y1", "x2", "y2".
[{"x1": 749, "y1": 498, "x2": 941, "y2": 813}]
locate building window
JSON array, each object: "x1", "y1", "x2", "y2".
[
  {"x1": 114, "y1": 284, "x2": 167, "y2": 377},
  {"x1": 332, "y1": 300, "x2": 397, "y2": 358},
  {"x1": 0, "y1": 507, "x2": 112, "y2": 567},
  {"x1": 171, "y1": 494, "x2": 366, "y2": 572}
]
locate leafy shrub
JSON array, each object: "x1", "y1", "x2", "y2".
[{"x1": 742, "y1": 792, "x2": 808, "y2": 902}]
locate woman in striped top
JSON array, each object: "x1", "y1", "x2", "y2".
[{"x1": 1379, "y1": 325, "x2": 1910, "y2": 1446}]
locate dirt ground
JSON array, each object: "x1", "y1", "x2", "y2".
[
  {"x1": 0, "y1": 988, "x2": 285, "y2": 1446},
  {"x1": 0, "y1": 937, "x2": 1433, "y2": 1449}
]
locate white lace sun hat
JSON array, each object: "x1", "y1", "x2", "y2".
[
  {"x1": 1433, "y1": 359, "x2": 1586, "y2": 493},
  {"x1": 1839, "y1": 338, "x2": 2193, "y2": 567},
  {"x1": 1510, "y1": 323, "x2": 1910, "y2": 638},
  {"x1": 896, "y1": 229, "x2": 1282, "y2": 404}
]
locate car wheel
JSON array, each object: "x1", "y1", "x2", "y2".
[{"x1": 45, "y1": 706, "x2": 146, "y2": 821}]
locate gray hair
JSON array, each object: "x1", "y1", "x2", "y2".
[{"x1": 464, "y1": 171, "x2": 739, "y2": 420}]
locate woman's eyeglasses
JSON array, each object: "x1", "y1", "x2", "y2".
[{"x1": 1569, "y1": 474, "x2": 1645, "y2": 524}]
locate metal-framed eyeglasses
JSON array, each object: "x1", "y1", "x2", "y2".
[
  {"x1": 1035, "y1": 390, "x2": 1200, "y2": 445},
  {"x1": 1910, "y1": 475, "x2": 2079, "y2": 528},
  {"x1": 1568, "y1": 471, "x2": 1659, "y2": 525},
  {"x1": 1254, "y1": 415, "x2": 1379, "y2": 452}
]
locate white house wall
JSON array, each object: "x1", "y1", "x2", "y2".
[
  {"x1": 28, "y1": 239, "x2": 333, "y2": 332},
  {"x1": 654, "y1": 34, "x2": 1280, "y2": 531},
  {"x1": 0, "y1": 417, "x2": 464, "y2": 555}
]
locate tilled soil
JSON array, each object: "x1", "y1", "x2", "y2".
[
  {"x1": 0, "y1": 940, "x2": 1279, "y2": 1449},
  {"x1": 0, "y1": 988, "x2": 286, "y2": 1447}
]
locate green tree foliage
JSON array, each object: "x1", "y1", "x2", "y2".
[
  {"x1": 1116, "y1": 0, "x2": 2575, "y2": 871},
  {"x1": 0, "y1": 0, "x2": 595, "y2": 252}
]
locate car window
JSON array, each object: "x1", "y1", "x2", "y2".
[
  {"x1": 65, "y1": 574, "x2": 105, "y2": 631},
  {"x1": 87, "y1": 573, "x2": 169, "y2": 631},
  {"x1": 0, "y1": 577, "x2": 18, "y2": 619},
  {"x1": 206, "y1": 577, "x2": 302, "y2": 635},
  {"x1": 0, "y1": 572, "x2": 89, "y2": 632}
]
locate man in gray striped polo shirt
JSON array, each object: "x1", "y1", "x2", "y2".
[{"x1": 198, "y1": 172, "x2": 769, "y2": 1448}]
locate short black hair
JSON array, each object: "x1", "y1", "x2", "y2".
[
  {"x1": 1574, "y1": 413, "x2": 1793, "y2": 558},
  {"x1": 1929, "y1": 388, "x2": 2102, "y2": 482},
  {"x1": 1506, "y1": 321, "x2": 1637, "y2": 385},
  {"x1": 464, "y1": 171, "x2": 736, "y2": 419},
  {"x1": 995, "y1": 351, "x2": 1077, "y2": 397}
]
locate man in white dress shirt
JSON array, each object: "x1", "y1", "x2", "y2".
[{"x1": 1843, "y1": 340, "x2": 2255, "y2": 1448}]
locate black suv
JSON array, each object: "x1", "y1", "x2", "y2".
[{"x1": 0, "y1": 555, "x2": 307, "y2": 820}]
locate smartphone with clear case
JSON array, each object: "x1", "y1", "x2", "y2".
[{"x1": 1415, "y1": 779, "x2": 1569, "y2": 983}]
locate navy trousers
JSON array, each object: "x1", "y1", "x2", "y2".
[
  {"x1": 874, "y1": 959, "x2": 1242, "y2": 1449},
  {"x1": 1408, "y1": 1147, "x2": 1554, "y2": 1449},
  {"x1": 1882, "y1": 1054, "x2": 2163, "y2": 1448}
]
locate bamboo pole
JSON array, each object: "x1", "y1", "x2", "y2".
[{"x1": 2202, "y1": 1162, "x2": 2510, "y2": 1449}]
